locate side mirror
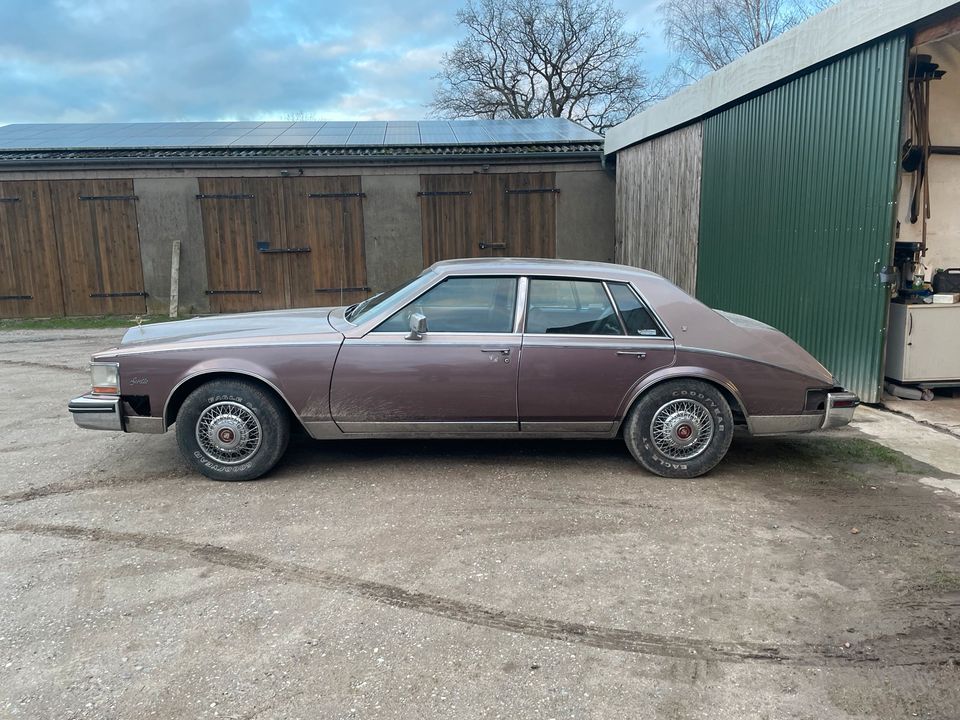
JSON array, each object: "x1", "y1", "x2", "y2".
[{"x1": 405, "y1": 312, "x2": 427, "y2": 341}]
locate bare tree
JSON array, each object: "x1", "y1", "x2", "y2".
[
  {"x1": 430, "y1": 0, "x2": 658, "y2": 133},
  {"x1": 660, "y1": 0, "x2": 832, "y2": 79}
]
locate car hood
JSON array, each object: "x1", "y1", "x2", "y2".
[{"x1": 115, "y1": 307, "x2": 341, "y2": 351}]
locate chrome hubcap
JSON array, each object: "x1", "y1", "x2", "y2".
[
  {"x1": 650, "y1": 398, "x2": 715, "y2": 461},
  {"x1": 196, "y1": 401, "x2": 262, "y2": 465}
]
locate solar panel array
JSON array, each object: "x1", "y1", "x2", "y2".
[{"x1": 0, "y1": 119, "x2": 600, "y2": 150}]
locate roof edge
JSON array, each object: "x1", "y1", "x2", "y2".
[{"x1": 605, "y1": 0, "x2": 955, "y2": 154}]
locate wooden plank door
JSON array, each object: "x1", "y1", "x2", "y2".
[
  {"x1": 49, "y1": 179, "x2": 146, "y2": 316},
  {"x1": 419, "y1": 174, "x2": 485, "y2": 264},
  {"x1": 198, "y1": 178, "x2": 265, "y2": 314},
  {"x1": 497, "y1": 172, "x2": 558, "y2": 258},
  {"x1": 244, "y1": 178, "x2": 287, "y2": 310},
  {"x1": 0, "y1": 181, "x2": 64, "y2": 318},
  {"x1": 283, "y1": 176, "x2": 369, "y2": 308}
]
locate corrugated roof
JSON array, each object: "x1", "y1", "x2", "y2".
[
  {"x1": 0, "y1": 118, "x2": 600, "y2": 150},
  {"x1": 605, "y1": 0, "x2": 956, "y2": 154},
  {"x1": 0, "y1": 141, "x2": 603, "y2": 166}
]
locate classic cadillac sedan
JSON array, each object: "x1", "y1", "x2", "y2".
[{"x1": 68, "y1": 258, "x2": 858, "y2": 480}]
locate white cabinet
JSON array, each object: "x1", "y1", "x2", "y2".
[{"x1": 885, "y1": 302, "x2": 960, "y2": 383}]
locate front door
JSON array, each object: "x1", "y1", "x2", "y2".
[
  {"x1": 330, "y1": 276, "x2": 521, "y2": 432},
  {"x1": 518, "y1": 278, "x2": 676, "y2": 432}
]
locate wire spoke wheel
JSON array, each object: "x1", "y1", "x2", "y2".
[
  {"x1": 195, "y1": 401, "x2": 262, "y2": 465},
  {"x1": 649, "y1": 398, "x2": 715, "y2": 461}
]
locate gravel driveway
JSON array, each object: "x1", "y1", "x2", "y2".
[{"x1": 1, "y1": 329, "x2": 958, "y2": 719}]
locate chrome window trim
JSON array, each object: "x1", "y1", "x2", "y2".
[
  {"x1": 513, "y1": 277, "x2": 529, "y2": 333},
  {"x1": 601, "y1": 281, "x2": 628, "y2": 335},
  {"x1": 518, "y1": 335, "x2": 674, "y2": 344}
]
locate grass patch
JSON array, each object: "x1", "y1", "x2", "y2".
[
  {"x1": 0, "y1": 315, "x2": 171, "y2": 331},
  {"x1": 929, "y1": 569, "x2": 960, "y2": 593},
  {"x1": 812, "y1": 438, "x2": 917, "y2": 473},
  {"x1": 755, "y1": 436, "x2": 923, "y2": 476}
]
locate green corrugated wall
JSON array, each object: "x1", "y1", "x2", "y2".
[{"x1": 696, "y1": 35, "x2": 907, "y2": 403}]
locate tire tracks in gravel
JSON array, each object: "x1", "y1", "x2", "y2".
[
  {"x1": 0, "y1": 358, "x2": 86, "y2": 373},
  {"x1": 4, "y1": 521, "x2": 957, "y2": 668},
  {"x1": 0, "y1": 473, "x2": 185, "y2": 506}
]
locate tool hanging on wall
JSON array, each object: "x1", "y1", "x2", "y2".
[{"x1": 903, "y1": 53, "x2": 946, "y2": 256}]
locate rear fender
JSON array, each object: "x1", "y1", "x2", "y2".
[{"x1": 614, "y1": 366, "x2": 748, "y2": 431}]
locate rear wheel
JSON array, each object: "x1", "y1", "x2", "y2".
[
  {"x1": 623, "y1": 380, "x2": 733, "y2": 478},
  {"x1": 175, "y1": 378, "x2": 290, "y2": 481}
]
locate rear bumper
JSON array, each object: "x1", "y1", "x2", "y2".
[
  {"x1": 748, "y1": 391, "x2": 860, "y2": 435},
  {"x1": 68, "y1": 394, "x2": 123, "y2": 431},
  {"x1": 821, "y1": 391, "x2": 860, "y2": 430}
]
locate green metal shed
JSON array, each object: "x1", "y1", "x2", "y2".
[{"x1": 607, "y1": 0, "x2": 960, "y2": 403}]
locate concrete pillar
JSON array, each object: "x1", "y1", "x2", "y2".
[
  {"x1": 361, "y1": 174, "x2": 424, "y2": 292},
  {"x1": 134, "y1": 177, "x2": 209, "y2": 315},
  {"x1": 555, "y1": 169, "x2": 616, "y2": 262}
]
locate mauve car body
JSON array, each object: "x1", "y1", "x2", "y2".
[{"x1": 69, "y1": 258, "x2": 858, "y2": 479}]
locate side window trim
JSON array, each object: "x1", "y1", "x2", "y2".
[
  {"x1": 513, "y1": 277, "x2": 529, "y2": 333},
  {"x1": 601, "y1": 281, "x2": 628, "y2": 335}
]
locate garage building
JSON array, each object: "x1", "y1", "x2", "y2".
[
  {"x1": 0, "y1": 118, "x2": 612, "y2": 318},
  {"x1": 606, "y1": 0, "x2": 960, "y2": 403}
]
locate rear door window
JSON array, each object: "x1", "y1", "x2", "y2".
[{"x1": 525, "y1": 279, "x2": 623, "y2": 335}]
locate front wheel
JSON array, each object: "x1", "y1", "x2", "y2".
[
  {"x1": 623, "y1": 380, "x2": 733, "y2": 478},
  {"x1": 175, "y1": 379, "x2": 290, "y2": 481}
]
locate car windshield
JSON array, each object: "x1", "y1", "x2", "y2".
[{"x1": 344, "y1": 271, "x2": 435, "y2": 324}]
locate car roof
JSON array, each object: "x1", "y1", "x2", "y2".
[{"x1": 430, "y1": 257, "x2": 661, "y2": 282}]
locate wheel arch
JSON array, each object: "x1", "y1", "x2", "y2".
[
  {"x1": 163, "y1": 370, "x2": 303, "y2": 431},
  {"x1": 616, "y1": 368, "x2": 748, "y2": 435}
]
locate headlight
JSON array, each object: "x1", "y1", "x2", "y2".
[{"x1": 91, "y1": 362, "x2": 120, "y2": 395}]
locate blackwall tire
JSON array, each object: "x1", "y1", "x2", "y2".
[
  {"x1": 623, "y1": 380, "x2": 733, "y2": 478},
  {"x1": 175, "y1": 379, "x2": 290, "y2": 482}
]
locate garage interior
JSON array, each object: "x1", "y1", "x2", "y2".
[
  {"x1": 883, "y1": 24, "x2": 960, "y2": 432},
  {"x1": 0, "y1": 119, "x2": 613, "y2": 318}
]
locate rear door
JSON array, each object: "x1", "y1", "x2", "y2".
[{"x1": 518, "y1": 278, "x2": 675, "y2": 432}]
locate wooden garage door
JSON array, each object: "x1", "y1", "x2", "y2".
[
  {"x1": 0, "y1": 181, "x2": 64, "y2": 318},
  {"x1": 49, "y1": 179, "x2": 146, "y2": 316},
  {"x1": 199, "y1": 177, "x2": 368, "y2": 313},
  {"x1": 283, "y1": 176, "x2": 369, "y2": 307},
  {"x1": 497, "y1": 172, "x2": 557, "y2": 259},
  {"x1": 420, "y1": 173, "x2": 558, "y2": 265}
]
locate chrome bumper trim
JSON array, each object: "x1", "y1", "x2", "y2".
[
  {"x1": 68, "y1": 395, "x2": 123, "y2": 432},
  {"x1": 748, "y1": 414, "x2": 822, "y2": 435},
  {"x1": 822, "y1": 392, "x2": 859, "y2": 430},
  {"x1": 124, "y1": 416, "x2": 166, "y2": 434}
]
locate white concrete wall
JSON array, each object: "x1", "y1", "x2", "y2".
[{"x1": 897, "y1": 36, "x2": 960, "y2": 277}]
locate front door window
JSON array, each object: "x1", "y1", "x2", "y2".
[{"x1": 374, "y1": 276, "x2": 518, "y2": 333}]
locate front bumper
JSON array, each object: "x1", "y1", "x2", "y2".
[
  {"x1": 68, "y1": 394, "x2": 123, "y2": 431},
  {"x1": 821, "y1": 391, "x2": 860, "y2": 430}
]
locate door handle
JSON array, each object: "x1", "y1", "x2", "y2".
[
  {"x1": 616, "y1": 351, "x2": 647, "y2": 358},
  {"x1": 481, "y1": 347, "x2": 511, "y2": 354}
]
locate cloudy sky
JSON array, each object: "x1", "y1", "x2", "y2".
[{"x1": 0, "y1": 0, "x2": 671, "y2": 126}]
